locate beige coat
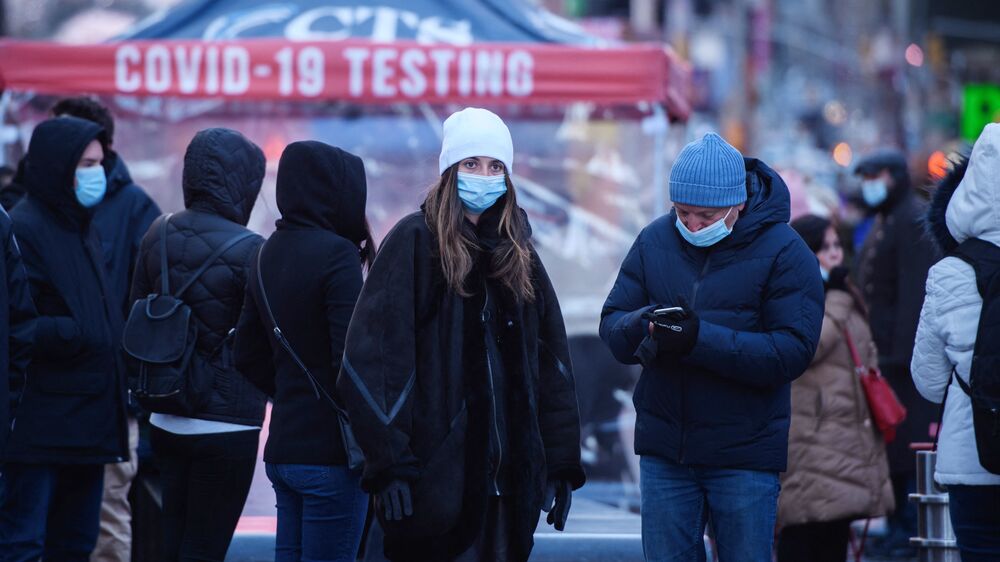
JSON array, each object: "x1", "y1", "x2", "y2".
[{"x1": 778, "y1": 289, "x2": 895, "y2": 527}]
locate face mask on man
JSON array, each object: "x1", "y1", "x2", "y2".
[
  {"x1": 861, "y1": 179, "x2": 888, "y2": 208},
  {"x1": 675, "y1": 207, "x2": 735, "y2": 248},
  {"x1": 75, "y1": 165, "x2": 107, "y2": 208},
  {"x1": 457, "y1": 172, "x2": 507, "y2": 214}
]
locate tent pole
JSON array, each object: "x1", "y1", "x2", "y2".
[{"x1": 651, "y1": 103, "x2": 669, "y2": 219}]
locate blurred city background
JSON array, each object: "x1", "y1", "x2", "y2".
[{"x1": 0, "y1": 1, "x2": 997, "y2": 560}]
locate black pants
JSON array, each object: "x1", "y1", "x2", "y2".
[
  {"x1": 776, "y1": 518, "x2": 852, "y2": 562},
  {"x1": 151, "y1": 427, "x2": 259, "y2": 562}
]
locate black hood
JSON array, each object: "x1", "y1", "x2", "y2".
[
  {"x1": 275, "y1": 141, "x2": 367, "y2": 244},
  {"x1": 924, "y1": 153, "x2": 969, "y2": 255},
  {"x1": 23, "y1": 116, "x2": 106, "y2": 229},
  {"x1": 183, "y1": 128, "x2": 265, "y2": 226},
  {"x1": 104, "y1": 151, "x2": 133, "y2": 198}
]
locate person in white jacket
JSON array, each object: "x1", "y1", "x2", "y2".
[{"x1": 912, "y1": 122, "x2": 1000, "y2": 562}]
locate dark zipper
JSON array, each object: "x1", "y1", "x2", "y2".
[
  {"x1": 679, "y1": 252, "x2": 713, "y2": 464},
  {"x1": 482, "y1": 284, "x2": 503, "y2": 496}
]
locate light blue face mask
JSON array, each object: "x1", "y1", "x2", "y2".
[
  {"x1": 75, "y1": 165, "x2": 107, "y2": 208},
  {"x1": 457, "y1": 172, "x2": 507, "y2": 214},
  {"x1": 861, "y1": 179, "x2": 888, "y2": 208},
  {"x1": 675, "y1": 207, "x2": 735, "y2": 248},
  {"x1": 820, "y1": 266, "x2": 830, "y2": 282}
]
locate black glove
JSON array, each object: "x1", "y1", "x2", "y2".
[
  {"x1": 542, "y1": 479, "x2": 572, "y2": 531},
  {"x1": 827, "y1": 265, "x2": 850, "y2": 291},
  {"x1": 377, "y1": 480, "x2": 413, "y2": 521},
  {"x1": 642, "y1": 306, "x2": 699, "y2": 356}
]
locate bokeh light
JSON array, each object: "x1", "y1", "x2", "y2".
[{"x1": 833, "y1": 142, "x2": 853, "y2": 167}]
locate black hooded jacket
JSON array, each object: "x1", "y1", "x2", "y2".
[
  {"x1": 0, "y1": 207, "x2": 37, "y2": 459},
  {"x1": 234, "y1": 141, "x2": 367, "y2": 466},
  {"x1": 6, "y1": 117, "x2": 128, "y2": 464},
  {"x1": 337, "y1": 199, "x2": 585, "y2": 561},
  {"x1": 129, "y1": 128, "x2": 266, "y2": 426}
]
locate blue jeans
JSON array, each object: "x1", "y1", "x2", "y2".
[
  {"x1": 640, "y1": 455, "x2": 779, "y2": 562},
  {"x1": 265, "y1": 463, "x2": 368, "y2": 562},
  {"x1": 947, "y1": 484, "x2": 1000, "y2": 562},
  {"x1": 0, "y1": 463, "x2": 105, "y2": 562}
]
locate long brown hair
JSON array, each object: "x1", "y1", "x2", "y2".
[{"x1": 424, "y1": 165, "x2": 535, "y2": 302}]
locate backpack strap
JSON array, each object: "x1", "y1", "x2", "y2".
[
  {"x1": 172, "y1": 231, "x2": 256, "y2": 299},
  {"x1": 159, "y1": 213, "x2": 173, "y2": 295},
  {"x1": 254, "y1": 242, "x2": 349, "y2": 418},
  {"x1": 949, "y1": 238, "x2": 1000, "y2": 298}
]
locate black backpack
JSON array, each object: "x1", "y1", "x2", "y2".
[
  {"x1": 948, "y1": 238, "x2": 1000, "y2": 474},
  {"x1": 123, "y1": 214, "x2": 255, "y2": 415}
]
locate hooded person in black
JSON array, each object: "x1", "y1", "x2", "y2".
[
  {"x1": 128, "y1": 128, "x2": 266, "y2": 562},
  {"x1": 853, "y1": 149, "x2": 940, "y2": 557},
  {"x1": 337, "y1": 108, "x2": 584, "y2": 562},
  {"x1": 51, "y1": 95, "x2": 161, "y2": 562},
  {"x1": 0, "y1": 206, "x2": 36, "y2": 461},
  {"x1": 0, "y1": 117, "x2": 128, "y2": 560},
  {"x1": 234, "y1": 141, "x2": 374, "y2": 562}
]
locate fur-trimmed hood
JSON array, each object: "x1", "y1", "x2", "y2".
[{"x1": 925, "y1": 154, "x2": 968, "y2": 254}]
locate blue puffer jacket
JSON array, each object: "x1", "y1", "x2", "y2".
[{"x1": 600, "y1": 158, "x2": 824, "y2": 472}]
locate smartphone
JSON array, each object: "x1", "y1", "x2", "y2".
[{"x1": 653, "y1": 306, "x2": 685, "y2": 316}]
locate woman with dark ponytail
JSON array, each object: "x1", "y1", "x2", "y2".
[
  {"x1": 776, "y1": 214, "x2": 895, "y2": 562},
  {"x1": 234, "y1": 141, "x2": 376, "y2": 562},
  {"x1": 338, "y1": 108, "x2": 585, "y2": 561}
]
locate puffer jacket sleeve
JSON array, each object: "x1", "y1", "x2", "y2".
[
  {"x1": 534, "y1": 254, "x2": 586, "y2": 490},
  {"x1": 912, "y1": 258, "x2": 977, "y2": 403},
  {"x1": 337, "y1": 223, "x2": 421, "y2": 491},
  {"x1": 686, "y1": 237, "x2": 824, "y2": 388},
  {"x1": 600, "y1": 233, "x2": 656, "y2": 365}
]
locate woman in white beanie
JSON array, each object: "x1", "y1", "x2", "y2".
[{"x1": 338, "y1": 108, "x2": 585, "y2": 561}]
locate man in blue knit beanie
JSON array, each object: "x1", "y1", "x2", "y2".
[{"x1": 600, "y1": 133, "x2": 824, "y2": 561}]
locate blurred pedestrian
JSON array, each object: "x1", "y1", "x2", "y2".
[
  {"x1": 0, "y1": 161, "x2": 27, "y2": 212},
  {"x1": 853, "y1": 149, "x2": 940, "y2": 556},
  {"x1": 0, "y1": 116, "x2": 129, "y2": 560},
  {"x1": 339, "y1": 108, "x2": 585, "y2": 561},
  {"x1": 51, "y1": 95, "x2": 162, "y2": 562},
  {"x1": 233, "y1": 141, "x2": 375, "y2": 562},
  {"x1": 128, "y1": 128, "x2": 266, "y2": 562},
  {"x1": 0, "y1": 204, "x2": 37, "y2": 492},
  {"x1": 913, "y1": 123, "x2": 1000, "y2": 561},
  {"x1": 776, "y1": 215, "x2": 894, "y2": 562},
  {"x1": 600, "y1": 133, "x2": 824, "y2": 562}
]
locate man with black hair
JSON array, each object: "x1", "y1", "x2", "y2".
[
  {"x1": 52, "y1": 96, "x2": 160, "y2": 562},
  {"x1": 853, "y1": 149, "x2": 940, "y2": 558}
]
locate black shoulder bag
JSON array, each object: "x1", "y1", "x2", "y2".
[{"x1": 254, "y1": 242, "x2": 365, "y2": 471}]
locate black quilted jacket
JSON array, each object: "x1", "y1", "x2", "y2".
[{"x1": 128, "y1": 128, "x2": 266, "y2": 426}]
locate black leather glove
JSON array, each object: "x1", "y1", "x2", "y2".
[
  {"x1": 377, "y1": 480, "x2": 413, "y2": 521},
  {"x1": 643, "y1": 306, "x2": 699, "y2": 356},
  {"x1": 542, "y1": 479, "x2": 572, "y2": 531}
]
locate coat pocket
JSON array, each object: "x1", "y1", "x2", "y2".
[{"x1": 381, "y1": 404, "x2": 468, "y2": 539}]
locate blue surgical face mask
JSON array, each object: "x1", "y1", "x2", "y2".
[
  {"x1": 75, "y1": 165, "x2": 107, "y2": 208},
  {"x1": 675, "y1": 207, "x2": 735, "y2": 248},
  {"x1": 820, "y1": 266, "x2": 830, "y2": 282},
  {"x1": 457, "y1": 172, "x2": 507, "y2": 214},
  {"x1": 861, "y1": 179, "x2": 888, "y2": 208}
]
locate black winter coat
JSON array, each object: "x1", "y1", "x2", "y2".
[
  {"x1": 7, "y1": 117, "x2": 128, "y2": 464},
  {"x1": 0, "y1": 208, "x2": 36, "y2": 459},
  {"x1": 129, "y1": 128, "x2": 266, "y2": 427},
  {"x1": 338, "y1": 203, "x2": 585, "y2": 561},
  {"x1": 600, "y1": 159, "x2": 824, "y2": 473},
  {"x1": 94, "y1": 152, "x2": 160, "y2": 315},
  {"x1": 234, "y1": 141, "x2": 367, "y2": 466},
  {"x1": 856, "y1": 188, "x2": 940, "y2": 470}
]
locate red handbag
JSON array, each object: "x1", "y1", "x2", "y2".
[{"x1": 844, "y1": 328, "x2": 907, "y2": 443}]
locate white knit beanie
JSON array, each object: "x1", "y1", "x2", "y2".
[{"x1": 438, "y1": 108, "x2": 513, "y2": 175}]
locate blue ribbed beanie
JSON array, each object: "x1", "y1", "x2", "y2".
[{"x1": 669, "y1": 132, "x2": 747, "y2": 207}]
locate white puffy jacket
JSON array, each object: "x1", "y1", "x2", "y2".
[{"x1": 911, "y1": 123, "x2": 1000, "y2": 486}]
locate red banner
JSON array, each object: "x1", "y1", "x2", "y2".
[{"x1": 0, "y1": 39, "x2": 687, "y2": 110}]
